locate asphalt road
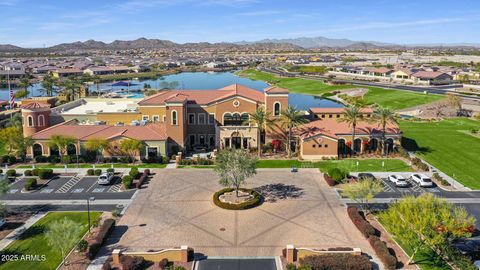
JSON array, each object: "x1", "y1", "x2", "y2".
[{"x1": 196, "y1": 258, "x2": 278, "y2": 270}]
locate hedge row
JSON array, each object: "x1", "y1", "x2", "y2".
[
  {"x1": 1, "y1": 155, "x2": 17, "y2": 165},
  {"x1": 136, "y1": 169, "x2": 150, "y2": 189},
  {"x1": 24, "y1": 168, "x2": 53, "y2": 179},
  {"x1": 299, "y1": 254, "x2": 373, "y2": 270},
  {"x1": 411, "y1": 157, "x2": 429, "y2": 171},
  {"x1": 87, "y1": 169, "x2": 103, "y2": 176},
  {"x1": 179, "y1": 158, "x2": 214, "y2": 166},
  {"x1": 24, "y1": 178, "x2": 37, "y2": 191},
  {"x1": 122, "y1": 175, "x2": 133, "y2": 189},
  {"x1": 87, "y1": 219, "x2": 116, "y2": 260},
  {"x1": 368, "y1": 236, "x2": 397, "y2": 270},
  {"x1": 347, "y1": 206, "x2": 376, "y2": 238},
  {"x1": 213, "y1": 188, "x2": 261, "y2": 210}
]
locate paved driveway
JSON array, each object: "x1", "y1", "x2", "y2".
[{"x1": 118, "y1": 169, "x2": 372, "y2": 256}]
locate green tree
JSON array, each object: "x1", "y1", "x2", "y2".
[
  {"x1": 16, "y1": 77, "x2": 31, "y2": 98},
  {"x1": 446, "y1": 93, "x2": 462, "y2": 116},
  {"x1": 0, "y1": 126, "x2": 22, "y2": 154},
  {"x1": 379, "y1": 193, "x2": 475, "y2": 265},
  {"x1": 372, "y1": 107, "x2": 397, "y2": 155},
  {"x1": 342, "y1": 179, "x2": 382, "y2": 213},
  {"x1": 41, "y1": 73, "x2": 58, "y2": 96},
  {"x1": 85, "y1": 138, "x2": 110, "y2": 163},
  {"x1": 280, "y1": 106, "x2": 307, "y2": 158},
  {"x1": 48, "y1": 135, "x2": 77, "y2": 158},
  {"x1": 214, "y1": 148, "x2": 257, "y2": 197},
  {"x1": 5, "y1": 113, "x2": 23, "y2": 128},
  {"x1": 245, "y1": 107, "x2": 273, "y2": 157},
  {"x1": 119, "y1": 139, "x2": 144, "y2": 162},
  {"x1": 337, "y1": 105, "x2": 363, "y2": 154},
  {"x1": 45, "y1": 217, "x2": 83, "y2": 266}
]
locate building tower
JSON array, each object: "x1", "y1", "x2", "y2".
[{"x1": 20, "y1": 102, "x2": 51, "y2": 137}]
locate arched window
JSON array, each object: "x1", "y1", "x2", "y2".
[
  {"x1": 241, "y1": 113, "x2": 249, "y2": 125},
  {"x1": 224, "y1": 113, "x2": 246, "y2": 126},
  {"x1": 223, "y1": 113, "x2": 232, "y2": 125},
  {"x1": 27, "y1": 115, "x2": 34, "y2": 127},
  {"x1": 171, "y1": 110, "x2": 177, "y2": 125},
  {"x1": 273, "y1": 102, "x2": 281, "y2": 116},
  {"x1": 38, "y1": 115, "x2": 45, "y2": 126},
  {"x1": 67, "y1": 144, "x2": 77, "y2": 155},
  {"x1": 32, "y1": 144, "x2": 43, "y2": 157}
]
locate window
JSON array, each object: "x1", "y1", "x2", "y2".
[
  {"x1": 147, "y1": 147, "x2": 158, "y2": 157},
  {"x1": 321, "y1": 114, "x2": 325, "y2": 118},
  {"x1": 142, "y1": 115, "x2": 149, "y2": 121},
  {"x1": 224, "y1": 113, "x2": 247, "y2": 126},
  {"x1": 199, "y1": 135, "x2": 206, "y2": 145},
  {"x1": 312, "y1": 145, "x2": 316, "y2": 148},
  {"x1": 208, "y1": 114, "x2": 215, "y2": 125},
  {"x1": 163, "y1": 115, "x2": 166, "y2": 122},
  {"x1": 225, "y1": 138, "x2": 230, "y2": 148},
  {"x1": 336, "y1": 114, "x2": 340, "y2": 118},
  {"x1": 329, "y1": 114, "x2": 333, "y2": 118},
  {"x1": 198, "y1": 113, "x2": 206, "y2": 125},
  {"x1": 324, "y1": 144, "x2": 328, "y2": 148},
  {"x1": 273, "y1": 102, "x2": 281, "y2": 116},
  {"x1": 38, "y1": 115, "x2": 45, "y2": 126},
  {"x1": 188, "y1": 113, "x2": 195, "y2": 125},
  {"x1": 27, "y1": 116, "x2": 34, "y2": 127},
  {"x1": 189, "y1": 134, "x2": 195, "y2": 147},
  {"x1": 152, "y1": 115, "x2": 160, "y2": 122},
  {"x1": 171, "y1": 110, "x2": 177, "y2": 125},
  {"x1": 209, "y1": 135, "x2": 215, "y2": 146}
]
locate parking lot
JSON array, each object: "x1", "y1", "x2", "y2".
[{"x1": 1, "y1": 172, "x2": 136, "y2": 201}]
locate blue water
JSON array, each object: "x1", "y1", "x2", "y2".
[{"x1": 0, "y1": 72, "x2": 342, "y2": 110}]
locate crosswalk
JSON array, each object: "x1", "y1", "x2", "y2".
[{"x1": 56, "y1": 175, "x2": 82, "y2": 193}]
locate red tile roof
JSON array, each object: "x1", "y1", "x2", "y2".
[
  {"x1": 265, "y1": 86, "x2": 289, "y2": 94},
  {"x1": 138, "y1": 84, "x2": 265, "y2": 106},
  {"x1": 32, "y1": 120, "x2": 167, "y2": 141},
  {"x1": 297, "y1": 118, "x2": 401, "y2": 140},
  {"x1": 21, "y1": 102, "x2": 51, "y2": 109}
]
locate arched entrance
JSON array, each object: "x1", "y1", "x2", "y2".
[
  {"x1": 49, "y1": 147, "x2": 60, "y2": 157},
  {"x1": 32, "y1": 144, "x2": 43, "y2": 157},
  {"x1": 353, "y1": 138, "x2": 362, "y2": 154},
  {"x1": 67, "y1": 144, "x2": 77, "y2": 155},
  {"x1": 230, "y1": 132, "x2": 242, "y2": 149},
  {"x1": 385, "y1": 138, "x2": 394, "y2": 154},
  {"x1": 369, "y1": 138, "x2": 378, "y2": 152},
  {"x1": 338, "y1": 139, "x2": 347, "y2": 157}
]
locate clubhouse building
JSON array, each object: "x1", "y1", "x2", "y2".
[{"x1": 22, "y1": 84, "x2": 402, "y2": 160}]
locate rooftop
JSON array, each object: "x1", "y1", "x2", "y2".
[{"x1": 56, "y1": 98, "x2": 140, "y2": 115}]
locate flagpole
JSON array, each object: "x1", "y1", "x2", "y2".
[{"x1": 7, "y1": 69, "x2": 12, "y2": 119}]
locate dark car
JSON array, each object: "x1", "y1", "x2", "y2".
[
  {"x1": 357, "y1": 173, "x2": 376, "y2": 181},
  {"x1": 452, "y1": 237, "x2": 480, "y2": 258}
]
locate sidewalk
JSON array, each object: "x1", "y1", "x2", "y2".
[{"x1": 0, "y1": 212, "x2": 46, "y2": 251}]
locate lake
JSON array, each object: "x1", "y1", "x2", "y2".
[{"x1": 0, "y1": 71, "x2": 343, "y2": 110}]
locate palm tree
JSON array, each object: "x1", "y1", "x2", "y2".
[
  {"x1": 337, "y1": 105, "x2": 363, "y2": 155},
  {"x1": 280, "y1": 106, "x2": 307, "y2": 158},
  {"x1": 41, "y1": 73, "x2": 58, "y2": 96},
  {"x1": 373, "y1": 107, "x2": 397, "y2": 156},
  {"x1": 16, "y1": 77, "x2": 31, "y2": 98},
  {"x1": 245, "y1": 107, "x2": 274, "y2": 157},
  {"x1": 85, "y1": 138, "x2": 110, "y2": 163}
]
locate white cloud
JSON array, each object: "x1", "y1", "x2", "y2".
[
  {"x1": 0, "y1": 0, "x2": 19, "y2": 6},
  {"x1": 236, "y1": 10, "x2": 284, "y2": 16}
]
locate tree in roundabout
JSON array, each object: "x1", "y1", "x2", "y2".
[{"x1": 213, "y1": 148, "x2": 261, "y2": 210}]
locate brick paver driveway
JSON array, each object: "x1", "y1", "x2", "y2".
[{"x1": 117, "y1": 169, "x2": 372, "y2": 256}]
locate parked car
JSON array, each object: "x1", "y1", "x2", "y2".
[
  {"x1": 291, "y1": 167, "x2": 298, "y2": 173},
  {"x1": 410, "y1": 173, "x2": 433, "y2": 187},
  {"x1": 357, "y1": 173, "x2": 376, "y2": 181},
  {"x1": 97, "y1": 172, "x2": 114, "y2": 185},
  {"x1": 0, "y1": 219, "x2": 5, "y2": 229},
  {"x1": 388, "y1": 174, "x2": 408, "y2": 187},
  {"x1": 451, "y1": 237, "x2": 480, "y2": 259}
]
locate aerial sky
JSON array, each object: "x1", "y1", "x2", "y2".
[{"x1": 1, "y1": 0, "x2": 480, "y2": 47}]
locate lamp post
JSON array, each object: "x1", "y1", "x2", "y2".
[{"x1": 87, "y1": 196, "x2": 95, "y2": 233}]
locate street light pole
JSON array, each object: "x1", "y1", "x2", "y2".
[{"x1": 87, "y1": 197, "x2": 95, "y2": 233}]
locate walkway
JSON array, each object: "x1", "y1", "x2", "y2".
[{"x1": 0, "y1": 212, "x2": 46, "y2": 251}]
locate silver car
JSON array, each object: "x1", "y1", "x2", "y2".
[
  {"x1": 388, "y1": 174, "x2": 408, "y2": 187},
  {"x1": 97, "y1": 172, "x2": 114, "y2": 185},
  {"x1": 411, "y1": 173, "x2": 433, "y2": 187}
]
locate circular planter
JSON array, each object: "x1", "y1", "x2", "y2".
[{"x1": 213, "y1": 188, "x2": 262, "y2": 210}]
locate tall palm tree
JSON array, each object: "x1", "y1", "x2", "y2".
[
  {"x1": 280, "y1": 106, "x2": 308, "y2": 158},
  {"x1": 337, "y1": 105, "x2": 363, "y2": 155},
  {"x1": 245, "y1": 107, "x2": 273, "y2": 157},
  {"x1": 373, "y1": 107, "x2": 397, "y2": 155},
  {"x1": 16, "y1": 77, "x2": 31, "y2": 98},
  {"x1": 41, "y1": 73, "x2": 58, "y2": 96}
]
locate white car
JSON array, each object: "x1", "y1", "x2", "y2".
[
  {"x1": 410, "y1": 173, "x2": 433, "y2": 187},
  {"x1": 97, "y1": 172, "x2": 114, "y2": 185},
  {"x1": 388, "y1": 174, "x2": 408, "y2": 187}
]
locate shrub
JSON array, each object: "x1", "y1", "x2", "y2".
[
  {"x1": 411, "y1": 157, "x2": 429, "y2": 171},
  {"x1": 48, "y1": 155, "x2": 60, "y2": 163},
  {"x1": 162, "y1": 156, "x2": 170, "y2": 164},
  {"x1": 368, "y1": 236, "x2": 397, "y2": 270},
  {"x1": 299, "y1": 254, "x2": 372, "y2": 270},
  {"x1": 121, "y1": 255, "x2": 145, "y2": 270},
  {"x1": 0, "y1": 169, "x2": 2, "y2": 174},
  {"x1": 324, "y1": 174, "x2": 336, "y2": 186},
  {"x1": 24, "y1": 170, "x2": 32, "y2": 176},
  {"x1": 112, "y1": 209, "x2": 120, "y2": 217},
  {"x1": 347, "y1": 206, "x2": 376, "y2": 238},
  {"x1": 432, "y1": 173, "x2": 451, "y2": 186},
  {"x1": 34, "y1": 155, "x2": 48, "y2": 163},
  {"x1": 87, "y1": 219, "x2": 116, "y2": 259},
  {"x1": 77, "y1": 239, "x2": 88, "y2": 252},
  {"x1": 328, "y1": 168, "x2": 348, "y2": 183},
  {"x1": 94, "y1": 169, "x2": 102, "y2": 176},
  {"x1": 24, "y1": 178, "x2": 37, "y2": 191},
  {"x1": 32, "y1": 168, "x2": 39, "y2": 176},
  {"x1": 158, "y1": 258, "x2": 169, "y2": 269},
  {"x1": 213, "y1": 188, "x2": 261, "y2": 210},
  {"x1": 129, "y1": 167, "x2": 139, "y2": 179},
  {"x1": 3, "y1": 155, "x2": 16, "y2": 165},
  {"x1": 87, "y1": 169, "x2": 94, "y2": 176},
  {"x1": 38, "y1": 169, "x2": 53, "y2": 179},
  {"x1": 106, "y1": 168, "x2": 114, "y2": 173},
  {"x1": 6, "y1": 169, "x2": 16, "y2": 177},
  {"x1": 286, "y1": 263, "x2": 297, "y2": 270},
  {"x1": 122, "y1": 175, "x2": 133, "y2": 189},
  {"x1": 61, "y1": 155, "x2": 71, "y2": 164}
]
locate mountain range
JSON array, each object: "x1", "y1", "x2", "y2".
[{"x1": 1, "y1": 36, "x2": 479, "y2": 52}]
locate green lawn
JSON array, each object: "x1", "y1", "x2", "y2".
[
  {"x1": 237, "y1": 69, "x2": 443, "y2": 110},
  {"x1": 256, "y1": 158, "x2": 412, "y2": 172},
  {"x1": 0, "y1": 211, "x2": 102, "y2": 270},
  {"x1": 16, "y1": 163, "x2": 167, "y2": 169},
  {"x1": 400, "y1": 118, "x2": 480, "y2": 189}
]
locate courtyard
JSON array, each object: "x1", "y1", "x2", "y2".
[{"x1": 117, "y1": 169, "x2": 372, "y2": 257}]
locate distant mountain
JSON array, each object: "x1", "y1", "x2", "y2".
[
  {"x1": 0, "y1": 44, "x2": 24, "y2": 52},
  {"x1": 236, "y1": 36, "x2": 396, "y2": 49},
  {"x1": 49, "y1": 38, "x2": 177, "y2": 50}
]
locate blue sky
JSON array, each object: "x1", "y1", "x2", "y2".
[{"x1": 1, "y1": 0, "x2": 480, "y2": 47}]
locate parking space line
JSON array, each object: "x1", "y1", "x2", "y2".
[
  {"x1": 380, "y1": 178, "x2": 395, "y2": 193},
  {"x1": 8, "y1": 189, "x2": 18, "y2": 194},
  {"x1": 40, "y1": 188, "x2": 54, "y2": 193},
  {"x1": 86, "y1": 178, "x2": 99, "y2": 193},
  {"x1": 92, "y1": 188, "x2": 105, "y2": 193},
  {"x1": 56, "y1": 175, "x2": 82, "y2": 193},
  {"x1": 108, "y1": 183, "x2": 121, "y2": 192},
  {"x1": 71, "y1": 188, "x2": 84, "y2": 193}
]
